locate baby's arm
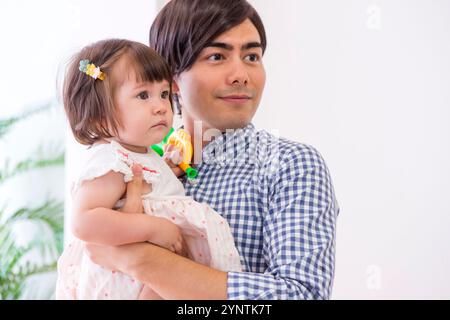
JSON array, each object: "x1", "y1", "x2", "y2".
[{"x1": 71, "y1": 170, "x2": 182, "y2": 250}]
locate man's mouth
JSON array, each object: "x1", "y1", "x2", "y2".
[{"x1": 219, "y1": 95, "x2": 252, "y2": 104}]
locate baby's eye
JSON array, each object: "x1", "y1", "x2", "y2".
[
  {"x1": 137, "y1": 91, "x2": 149, "y2": 100},
  {"x1": 160, "y1": 90, "x2": 170, "y2": 99},
  {"x1": 207, "y1": 53, "x2": 224, "y2": 61}
]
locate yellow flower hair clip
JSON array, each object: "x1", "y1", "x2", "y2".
[{"x1": 79, "y1": 59, "x2": 105, "y2": 80}]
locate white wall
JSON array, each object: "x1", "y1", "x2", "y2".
[{"x1": 250, "y1": 0, "x2": 450, "y2": 299}]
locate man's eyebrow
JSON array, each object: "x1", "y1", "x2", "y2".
[
  {"x1": 241, "y1": 42, "x2": 263, "y2": 51},
  {"x1": 206, "y1": 41, "x2": 262, "y2": 51},
  {"x1": 206, "y1": 42, "x2": 233, "y2": 50}
]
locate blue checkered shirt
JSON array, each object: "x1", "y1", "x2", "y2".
[{"x1": 182, "y1": 123, "x2": 339, "y2": 300}]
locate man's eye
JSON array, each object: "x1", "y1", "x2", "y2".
[
  {"x1": 245, "y1": 54, "x2": 260, "y2": 62},
  {"x1": 137, "y1": 91, "x2": 149, "y2": 99},
  {"x1": 208, "y1": 53, "x2": 224, "y2": 61},
  {"x1": 161, "y1": 90, "x2": 170, "y2": 99}
]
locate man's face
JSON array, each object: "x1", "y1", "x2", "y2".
[{"x1": 175, "y1": 19, "x2": 266, "y2": 133}]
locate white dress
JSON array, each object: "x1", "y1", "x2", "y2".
[{"x1": 55, "y1": 141, "x2": 242, "y2": 299}]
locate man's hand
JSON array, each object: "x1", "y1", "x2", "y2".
[
  {"x1": 119, "y1": 164, "x2": 144, "y2": 213},
  {"x1": 123, "y1": 165, "x2": 184, "y2": 254},
  {"x1": 85, "y1": 242, "x2": 147, "y2": 273}
]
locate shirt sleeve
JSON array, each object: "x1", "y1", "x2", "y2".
[{"x1": 227, "y1": 144, "x2": 339, "y2": 299}]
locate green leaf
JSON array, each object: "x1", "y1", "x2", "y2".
[
  {"x1": 2, "y1": 200, "x2": 64, "y2": 234},
  {"x1": 0, "y1": 149, "x2": 64, "y2": 185},
  {"x1": 0, "y1": 200, "x2": 64, "y2": 299},
  {"x1": 0, "y1": 103, "x2": 53, "y2": 139},
  {"x1": 0, "y1": 101, "x2": 65, "y2": 299}
]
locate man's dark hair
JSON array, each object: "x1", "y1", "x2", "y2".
[{"x1": 149, "y1": 0, "x2": 267, "y2": 75}]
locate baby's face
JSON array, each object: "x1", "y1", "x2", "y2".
[{"x1": 113, "y1": 76, "x2": 174, "y2": 153}]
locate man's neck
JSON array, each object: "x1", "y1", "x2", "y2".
[
  {"x1": 182, "y1": 117, "x2": 211, "y2": 166},
  {"x1": 182, "y1": 114, "x2": 252, "y2": 165}
]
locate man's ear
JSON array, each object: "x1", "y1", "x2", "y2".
[
  {"x1": 171, "y1": 79, "x2": 182, "y2": 115},
  {"x1": 172, "y1": 79, "x2": 180, "y2": 94}
]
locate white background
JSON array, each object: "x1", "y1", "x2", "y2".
[
  {"x1": 1, "y1": 0, "x2": 449, "y2": 299},
  {"x1": 252, "y1": 0, "x2": 450, "y2": 299}
]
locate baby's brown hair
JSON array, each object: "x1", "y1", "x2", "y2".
[{"x1": 63, "y1": 39, "x2": 172, "y2": 145}]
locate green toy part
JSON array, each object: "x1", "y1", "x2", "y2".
[{"x1": 150, "y1": 127, "x2": 198, "y2": 180}]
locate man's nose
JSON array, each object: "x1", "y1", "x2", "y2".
[{"x1": 226, "y1": 58, "x2": 249, "y2": 86}]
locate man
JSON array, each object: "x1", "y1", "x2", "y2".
[{"x1": 86, "y1": 0, "x2": 339, "y2": 299}]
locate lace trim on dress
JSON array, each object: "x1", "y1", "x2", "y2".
[
  {"x1": 114, "y1": 148, "x2": 160, "y2": 184},
  {"x1": 73, "y1": 141, "x2": 161, "y2": 193}
]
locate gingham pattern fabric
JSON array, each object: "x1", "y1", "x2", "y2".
[{"x1": 182, "y1": 123, "x2": 339, "y2": 300}]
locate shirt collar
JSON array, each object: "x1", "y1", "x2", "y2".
[{"x1": 201, "y1": 123, "x2": 257, "y2": 165}]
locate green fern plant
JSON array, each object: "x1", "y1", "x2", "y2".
[
  {"x1": 0, "y1": 103, "x2": 65, "y2": 299},
  {"x1": 0, "y1": 201, "x2": 64, "y2": 299},
  {"x1": 0, "y1": 103, "x2": 52, "y2": 139}
]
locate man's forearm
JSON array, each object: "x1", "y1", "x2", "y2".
[{"x1": 124, "y1": 243, "x2": 228, "y2": 299}]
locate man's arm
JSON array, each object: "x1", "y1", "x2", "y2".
[
  {"x1": 86, "y1": 242, "x2": 227, "y2": 299},
  {"x1": 83, "y1": 167, "x2": 227, "y2": 299},
  {"x1": 77, "y1": 165, "x2": 217, "y2": 299},
  {"x1": 135, "y1": 246, "x2": 228, "y2": 300}
]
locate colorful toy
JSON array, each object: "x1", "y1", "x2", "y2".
[{"x1": 151, "y1": 128, "x2": 198, "y2": 180}]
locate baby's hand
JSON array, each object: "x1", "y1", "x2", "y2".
[
  {"x1": 163, "y1": 144, "x2": 184, "y2": 177},
  {"x1": 163, "y1": 144, "x2": 183, "y2": 165},
  {"x1": 149, "y1": 217, "x2": 184, "y2": 254}
]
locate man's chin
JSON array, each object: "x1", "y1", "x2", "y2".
[{"x1": 214, "y1": 119, "x2": 252, "y2": 132}]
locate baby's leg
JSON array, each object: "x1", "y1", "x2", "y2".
[{"x1": 138, "y1": 285, "x2": 163, "y2": 300}]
